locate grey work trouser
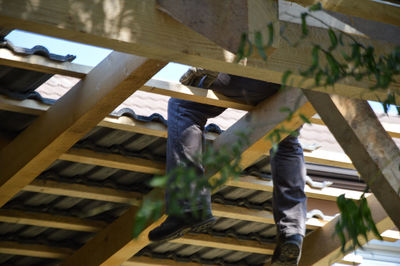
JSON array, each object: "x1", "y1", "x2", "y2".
[{"x1": 166, "y1": 74, "x2": 307, "y2": 237}]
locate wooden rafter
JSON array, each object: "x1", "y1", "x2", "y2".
[
  {"x1": 172, "y1": 233, "x2": 275, "y2": 255},
  {"x1": 23, "y1": 179, "x2": 142, "y2": 205},
  {"x1": 141, "y1": 79, "x2": 253, "y2": 110},
  {"x1": 60, "y1": 148, "x2": 165, "y2": 175},
  {"x1": 288, "y1": 0, "x2": 400, "y2": 27},
  {"x1": 1, "y1": 0, "x2": 399, "y2": 104},
  {"x1": 0, "y1": 47, "x2": 91, "y2": 78},
  {"x1": 0, "y1": 209, "x2": 106, "y2": 232},
  {"x1": 299, "y1": 195, "x2": 394, "y2": 265},
  {"x1": 228, "y1": 175, "x2": 366, "y2": 201},
  {"x1": 0, "y1": 52, "x2": 166, "y2": 207},
  {"x1": 124, "y1": 257, "x2": 203, "y2": 266},
  {"x1": 304, "y1": 90, "x2": 400, "y2": 230},
  {"x1": 2, "y1": 92, "x2": 400, "y2": 139},
  {"x1": 0, "y1": 241, "x2": 73, "y2": 259}
]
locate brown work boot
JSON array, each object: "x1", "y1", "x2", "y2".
[{"x1": 271, "y1": 234, "x2": 303, "y2": 266}]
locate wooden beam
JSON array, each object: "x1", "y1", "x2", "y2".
[
  {"x1": 140, "y1": 79, "x2": 253, "y2": 110},
  {"x1": 0, "y1": 94, "x2": 49, "y2": 115},
  {"x1": 60, "y1": 148, "x2": 165, "y2": 175},
  {"x1": 0, "y1": 47, "x2": 92, "y2": 78},
  {"x1": 99, "y1": 116, "x2": 167, "y2": 138},
  {"x1": 0, "y1": 209, "x2": 106, "y2": 232},
  {"x1": 61, "y1": 206, "x2": 167, "y2": 266},
  {"x1": 172, "y1": 233, "x2": 275, "y2": 255},
  {"x1": 23, "y1": 179, "x2": 142, "y2": 205},
  {"x1": 299, "y1": 195, "x2": 394, "y2": 265},
  {"x1": 1, "y1": 0, "x2": 398, "y2": 104},
  {"x1": 124, "y1": 257, "x2": 202, "y2": 266},
  {"x1": 227, "y1": 175, "x2": 366, "y2": 201},
  {"x1": 0, "y1": 52, "x2": 165, "y2": 207},
  {"x1": 157, "y1": 0, "x2": 279, "y2": 53},
  {"x1": 304, "y1": 90, "x2": 400, "y2": 230},
  {"x1": 2, "y1": 95, "x2": 399, "y2": 139},
  {"x1": 288, "y1": 0, "x2": 400, "y2": 27},
  {"x1": 310, "y1": 114, "x2": 400, "y2": 139},
  {"x1": 0, "y1": 241, "x2": 73, "y2": 259}
]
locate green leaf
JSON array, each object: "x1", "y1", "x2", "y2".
[
  {"x1": 328, "y1": 28, "x2": 338, "y2": 51},
  {"x1": 245, "y1": 37, "x2": 253, "y2": 57},
  {"x1": 309, "y1": 2, "x2": 322, "y2": 11},
  {"x1": 315, "y1": 69, "x2": 323, "y2": 86},
  {"x1": 299, "y1": 114, "x2": 311, "y2": 124},
  {"x1": 255, "y1": 31, "x2": 267, "y2": 60},
  {"x1": 338, "y1": 32, "x2": 344, "y2": 46},
  {"x1": 281, "y1": 70, "x2": 292, "y2": 87},
  {"x1": 279, "y1": 106, "x2": 292, "y2": 113},
  {"x1": 267, "y1": 22, "x2": 274, "y2": 47},
  {"x1": 301, "y1": 13, "x2": 309, "y2": 36},
  {"x1": 236, "y1": 33, "x2": 247, "y2": 62},
  {"x1": 149, "y1": 176, "x2": 168, "y2": 188}
]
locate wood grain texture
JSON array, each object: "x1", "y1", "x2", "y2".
[
  {"x1": 289, "y1": 0, "x2": 400, "y2": 27},
  {"x1": 0, "y1": 51, "x2": 165, "y2": 207},
  {"x1": 0, "y1": 48, "x2": 91, "y2": 78},
  {"x1": 304, "y1": 90, "x2": 400, "y2": 230},
  {"x1": 0, "y1": 0, "x2": 398, "y2": 103}
]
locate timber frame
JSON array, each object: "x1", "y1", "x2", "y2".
[{"x1": 0, "y1": 0, "x2": 399, "y2": 265}]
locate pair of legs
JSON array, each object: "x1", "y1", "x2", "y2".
[
  {"x1": 166, "y1": 73, "x2": 307, "y2": 236},
  {"x1": 150, "y1": 73, "x2": 307, "y2": 264}
]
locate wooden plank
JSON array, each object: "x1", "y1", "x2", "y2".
[
  {"x1": 227, "y1": 175, "x2": 366, "y2": 201},
  {"x1": 304, "y1": 90, "x2": 400, "y2": 230},
  {"x1": 0, "y1": 241, "x2": 73, "y2": 259},
  {"x1": 0, "y1": 52, "x2": 165, "y2": 207},
  {"x1": 157, "y1": 0, "x2": 279, "y2": 54},
  {"x1": 0, "y1": 209, "x2": 106, "y2": 232},
  {"x1": 99, "y1": 116, "x2": 167, "y2": 138},
  {"x1": 2, "y1": 95, "x2": 399, "y2": 139},
  {"x1": 1, "y1": 0, "x2": 398, "y2": 104},
  {"x1": 172, "y1": 233, "x2": 275, "y2": 255},
  {"x1": 213, "y1": 202, "x2": 328, "y2": 229},
  {"x1": 0, "y1": 47, "x2": 92, "y2": 78},
  {"x1": 0, "y1": 94, "x2": 49, "y2": 115},
  {"x1": 310, "y1": 114, "x2": 400, "y2": 139},
  {"x1": 124, "y1": 257, "x2": 202, "y2": 266},
  {"x1": 60, "y1": 148, "x2": 165, "y2": 175},
  {"x1": 140, "y1": 79, "x2": 253, "y2": 110},
  {"x1": 157, "y1": 0, "x2": 249, "y2": 53},
  {"x1": 61, "y1": 206, "x2": 167, "y2": 266},
  {"x1": 299, "y1": 195, "x2": 394, "y2": 265},
  {"x1": 24, "y1": 179, "x2": 142, "y2": 205},
  {"x1": 288, "y1": 0, "x2": 400, "y2": 27}
]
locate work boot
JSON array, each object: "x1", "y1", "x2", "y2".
[
  {"x1": 271, "y1": 234, "x2": 303, "y2": 266},
  {"x1": 148, "y1": 211, "x2": 216, "y2": 242}
]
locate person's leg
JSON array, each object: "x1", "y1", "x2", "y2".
[
  {"x1": 270, "y1": 132, "x2": 307, "y2": 265},
  {"x1": 165, "y1": 98, "x2": 226, "y2": 214},
  {"x1": 148, "y1": 97, "x2": 225, "y2": 242}
]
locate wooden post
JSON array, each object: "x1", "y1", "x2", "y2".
[{"x1": 304, "y1": 90, "x2": 400, "y2": 230}]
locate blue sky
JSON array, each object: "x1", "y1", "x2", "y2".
[{"x1": 6, "y1": 30, "x2": 397, "y2": 114}]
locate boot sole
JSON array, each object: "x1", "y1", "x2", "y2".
[
  {"x1": 149, "y1": 216, "x2": 216, "y2": 242},
  {"x1": 271, "y1": 242, "x2": 301, "y2": 266}
]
